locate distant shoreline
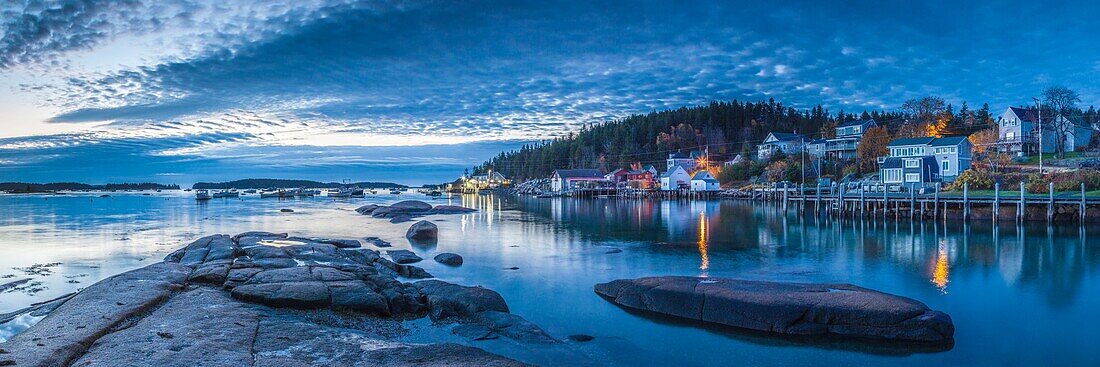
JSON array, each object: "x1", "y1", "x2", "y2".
[
  {"x1": 0, "y1": 182, "x2": 179, "y2": 194},
  {"x1": 191, "y1": 179, "x2": 408, "y2": 190}
]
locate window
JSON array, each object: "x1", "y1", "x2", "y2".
[
  {"x1": 905, "y1": 173, "x2": 921, "y2": 182},
  {"x1": 942, "y1": 160, "x2": 949, "y2": 172},
  {"x1": 1007, "y1": 132, "x2": 1015, "y2": 140},
  {"x1": 905, "y1": 159, "x2": 919, "y2": 168}
]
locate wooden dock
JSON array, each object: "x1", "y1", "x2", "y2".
[{"x1": 743, "y1": 182, "x2": 1098, "y2": 224}]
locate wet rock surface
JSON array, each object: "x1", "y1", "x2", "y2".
[
  {"x1": 595, "y1": 276, "x2": 954, "y2": 343},
  {"x1": 356, "y1": 200, "x2": 476, "y2": 221},
  {"x1": 0, "y1": 231, "x2": 557, "y2": 366},
  {"x1": 434, "y1": 253, "x2": 463, "y2": 266},
  {"x1": 406, "y1": 220, "x2": 438, "y2": 241},
  {"x1": 387, "y1": 250, "x2": 424, "y2": 264}
]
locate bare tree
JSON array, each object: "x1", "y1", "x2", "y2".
[{"x1": 1041, "y1": 86, "x2": 1081, "y2": 158}]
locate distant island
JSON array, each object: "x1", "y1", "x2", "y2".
[
  {"x1": 0, "y1": 182, "x2": 180, "y2": 193},
  {"x1": 191, "y1": 179, "x2": 408, "y2": 190}
]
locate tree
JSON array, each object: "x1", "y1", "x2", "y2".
[
  {"x1": 857, "y1": 126, "x2": 891, "y2": 173},
  {"x1": 1041, "y1": 86, "x2": 1081, "y2": 158},
  {"x1": 901, "y1": 96, "x2": 950, "y2": 138}
]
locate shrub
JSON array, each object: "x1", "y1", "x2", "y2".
[{"x1": 949, "y1": 169, "x2": 994, "y2": 190}]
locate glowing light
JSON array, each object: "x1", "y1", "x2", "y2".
[
  {"x1": 931, "y1": 241, "x2": 950, "y2": 293},
  {"x1": 698, "y1": 210, "x2": 709, "y2": 275}
]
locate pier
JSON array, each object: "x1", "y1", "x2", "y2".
[{"x1": 741, "y1": 182, "x2": 1099, "y2": 224}]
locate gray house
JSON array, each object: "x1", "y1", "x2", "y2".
[
  {"x1": 882, "y1": 136, "x2": 972, "y2": 189},
  {"x1": 757, "y1": 132, "x2": 806, "y2": 160},
  {"x1": 996, "y1": 107, "x2": 1095, "y2": 156},
  {"x1": 824, "y1": 119, "x2": 877, "y2": 160}
]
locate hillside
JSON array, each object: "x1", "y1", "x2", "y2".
[{"x1": 191, "y1": 179, "x2": 407, "y2": 190}]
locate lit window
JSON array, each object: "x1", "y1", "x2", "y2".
[{"x1": 942, "y1": 161, "x2": 949, "y2": 172}]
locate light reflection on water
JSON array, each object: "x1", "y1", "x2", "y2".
[{"x1": 1, "y1": 193, "x2": 1099, "y2": 366}]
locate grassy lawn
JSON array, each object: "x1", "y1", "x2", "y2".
[{"x1": 1019, "y1": 151, "x2": 1087, "y2": 165}]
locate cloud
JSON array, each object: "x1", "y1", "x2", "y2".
[{"x1": 5, "y1": 0, "x2": 1100, "y2": 183}]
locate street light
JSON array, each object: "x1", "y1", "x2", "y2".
[{"x1": 1032, "y1": 97, "x2": 1042, "y2": 175}]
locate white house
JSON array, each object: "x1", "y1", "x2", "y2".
[
  {"x1": 550, "y1": 169, "x2": 607, "y2": 192},
  {"x1": 659, "y1": 166, "x2": 691, "y2": 191},
  {"x1": 824, "y1": 119, "x2": 877, "y2": 160},
  {"x1": 666, "y1": 152, "x2": 700, "y2": 172},
  {"x1": 690, "y1": 170, "x2": 720, "y2": 191},
  {"x1": 757, "y1": 132, "x2": 806, "y2": 160},
  {"x1": 722, "y1": 154, "x2": 745, "y2": 167},
  {"x1": 881, "y1": 136, "x2": 972, "y2": 189}
]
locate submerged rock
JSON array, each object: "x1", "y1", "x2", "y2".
[
  {"x1": 434, "y1": 253, "x2": 463, "y2": 266},
  {"x1": 387, "y1": 250, "x2": 423, "y2": 264},
  {"x1": 356, "y1": 200, "x2": 476, "y2": 221},
  {"x1": 594, "y1": 276, "x2": 954, "y2": 343},
  {"x1": 406, "y1": 220, "x2": 438, "y2": 241},
  {"x1": 415, "y1": 280, "x2": 509, "y2": 320}
]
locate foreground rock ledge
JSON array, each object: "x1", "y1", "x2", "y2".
[
  {"x1": 0, "y1": 232, "x2": 552, "y2": 367},
  {"x1": 594, "y1": 276, "x2": 954, "y2": 342}
]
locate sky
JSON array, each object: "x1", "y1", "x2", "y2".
[{"x1": 2, "y1": 0, "x2": 1100, "y2": 186}]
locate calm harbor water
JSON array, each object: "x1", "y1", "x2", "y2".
[{"x1": 1, "y1": 191, "x2": 1098, "y2": 366}]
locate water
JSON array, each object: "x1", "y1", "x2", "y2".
[{"x1": 1, "y1": 192, "x2": 1098, "y2": 366}]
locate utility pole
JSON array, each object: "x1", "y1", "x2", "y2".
[{"x1": 1033, "y1": 97, "x2": 1043, "y2": 175}]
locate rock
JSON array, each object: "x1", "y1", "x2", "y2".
[
  {"x1": 280, "y1": 208, "x2": 294, "y2": 213},
  {"x1": 0, "y1": 262, "x2": 190, "y2": 367},
  {"x1": 475, "y1": 311, "x2": 558, "y2": 344},
  {"x1": 415, "y1": 280, "x2": 509, "y2": 320},
  {"x1": 364, "y1": 237, "x2": 392, "y2": 247},
  {"x1": 406, "y1": 220, "x2": 438, "y2": 241},
  {"x1": 231, "y1": 231, "x2": 287, "y2": 243},
  {"x1": 604, "y1": 247, "x2": 623, "y2": 254},
  {"x1": 390, "y1": 214, "x2": 413, "y2": 223},
  {"x1": 434, "y1": 253, "x2": 463, "y2": 266},
  {"x1": 328, "y1": 281, "x2": 390, "y2": 315},
  {"x1": 452, "y1": 324, "x2": 497, "y2": 341},
  {"x1": 355, "y1": 204, "x2": 380, "y2": 215},
  {"x1": 504, "y1": 267, "x2": 519, "y2": 270},
  {"x1": 567, "y1": 334, "x2": 595, "y2": 342},
  {"x1": 390, "y1": 200, "x2": 433, "y2": 212},
  {"x1": 189, "y1": 260, "x2": 232, "y2": 284},
  {"x1": 387, "y1": 250, "x2": 423, "y2": 264},
  {"x1": 0, "y1": 278, "x2": 32, "y2": 293},
  {"x1": 232, "y1": 281, "x2": 331, "y2": 309},
  {"x1": 428, "y1": 205, "x2": 477, "y2": 214},
  {"x1": 594, "y1": 276, "x2": 955, "y2": 342},
  {"x1": 288, "y1": 237, "x2": 361, "y2": 249}
]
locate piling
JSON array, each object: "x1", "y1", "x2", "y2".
[
  {"x1": 1082, "y1": 183, "x2": 1087, "y2": 224},
  {"x1": 1048, "y1": 182, "x2": 1054, "y2": 223},
  {"x1": 1019, "y1": 181, "x2": 1026, "y2": 222},
  {"x1": 994, "y1": 182, "x2": 1000, "y2": 224},
  {"x1": 963, "y1": 183, "x2": 970, "y2": 221}
]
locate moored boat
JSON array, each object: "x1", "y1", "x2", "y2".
[{"x1": 195, "y1": 190, "x2": 212, "y2": 201}]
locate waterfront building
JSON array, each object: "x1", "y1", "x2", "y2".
[
  {"x1": 626, "y1": 168, "x2": 658, "y2": 189},
  {"x1": 805, "y1": 139, "x2": 826, "y2": 158},
  {"x1": 463, "y1": 171, "x2": 510, "y2": 190},
  {"x1": 757, "y1": 132, "x2": 806, "y2": 160},
  {"x1": 689, "y1": 170, "x2": 721, "y2": 191},
  {"x1": 604, "y1": 168, "x2": 629, "y2": 184},
  {"x1": 881, "y1": 136, "x2": 972, "y2": 189},
  {"x1": 666, "y1": 152, "x2": 701, "y2": 172},
  {"x1": 659, "y1": 166, "x2": 691, "y2": 191},
  {"x1": 995, "y1": 107, "x2": 1096, "y2": 156},
  {"x1": 550, "y1": 169, "x2": 607, "y2": 192}
]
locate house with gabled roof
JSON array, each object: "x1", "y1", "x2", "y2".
[
  {"x1": 757, "y1": 132, "x2": 806, "y2": 160},
  {"x1": 881, "y1": 135, "x2": 972, "y2": 189},
  {"x1": 659, "y1": 166, "x2": 691, "y2": 191},
  {"x1": 690, "y1": 170, "x2": 720, "y2": 191},
  {"x1": 824, "y1": 119, "x2": 877, "y2": 160},
  {"x1": 996, "y1": 107, "x2": 1096, "y2": 156}
]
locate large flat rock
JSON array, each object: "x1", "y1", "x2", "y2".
[
  {"x1": 594, "y1": 276, "x2": 954, "y2": 342},
  {"x1": 0, "y1": 262, "x2": 190, "y2": 367}
]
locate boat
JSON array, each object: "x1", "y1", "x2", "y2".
[
  {"x1": 294, "y1": 188, "x2": 319, "y2": 197},
  {"x1": 389, "y1": 189, "x2": 401, "y2": 195},
  {"x1": 259, "y1": 189, "x2": 286, "y2": 198},
  {"x1": 326, "y1": 187, "x2": 352, "y2": 198},
  {"x1": 427, "y1": 190, "x2": 442, "y2": 197},
  {"x1": 350, "y1": 188, "x2": 365, "y2": 198},
  {"x1": 212, "y1": 190, "x2": 239, "y2": 198},
  {"x1": 195, "y1": 190, "x2": 212, "y2": 201},
  {"x1": 243, "y1": 189, "x2": 257, "y2": 194}
]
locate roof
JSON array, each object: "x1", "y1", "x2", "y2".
[
  {"x1": 887, "y1": 137, "x2": 935, "y2": 147},
  {"x1": 553, "y1": 169, "x2": 605, "y2": 179},
  {"x1": 660, "y1": 166, "x2": 688, "y2": 178},
  {"x1": 691, "y1": 171, "x2": 716, "y2": 180},
  {"x1": 766, "y1": 132, "x2": 805, "y2": 142},
  {"x1": 643, "y1": 165, "x2": 657, "y2": 171},
  {"x1": 606, "y1": 168, "x2": 627, "y2": 175},
  {"x1": 808, "y1": 138, "x2": 827, "y2": 144},
  {"x1": 929, "y1": 136, "x2": 968, "y2": 146},
  {"x1": 881, "y1": 156, "x2": 936, "y2": 169},
  {"x1": 1009, "y1": 107, "x2": 1040, "y2": 123},
  {"x1": 839, "y1": 119, "x2": 875, "y2": 128}
]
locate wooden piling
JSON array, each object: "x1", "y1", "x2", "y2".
[
  {"x1": 1082, "y1": 182, "x2": 1087, "y2": 224},
  {"x1": 963, "y1": 183, "x2": 969, "y2": 221},
  {"x1": 1019, "y1": 181, "x2": 1026, "y2": 222},
  {"x1": 994, "y1": 182, "x2": 1000, "y2": 224},
  {"x1": 1048, "y1": 182, "x2": 1054, "y2": 223}
]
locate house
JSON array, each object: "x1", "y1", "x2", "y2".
[
  {"x1": 666, "y1": 152, "x2": 699, "y2": 172},
  {"x1": 690, "y1": 170, "x2": 721, "y2": 191},
  {"x1": 550, "y1": 169, "x2": 607, "y2": 192},
  {"x1": 824, "y1": 119, "x2": 877, "y2": 160},
  {"x1": 805, "y1": 139, "x2": 826, "y2": 158},
  {"x1": 659, "y1": 166, "x2": 691, "y2": 191},
  {"x1": 626, "y1": 169, "x2": 658, "y2": 189},
  {"x1": 604, "y1": 168, "x2": 629, "y2": 184},
  {"x1": 880, "y1": 156, "x2": 939, "y2": 191},
  {"x1": 996, "y1": 107, "x2": 1096, "y2": 156},
  {"x1": 757, "y1": 132, "x2": 806, "y2": 160},
  {"x1": 881, "y1": 136, "x2": 972, "y2": 189},
  {"x1": 722, "y1": 154, "x2": 745, "y2": 167},
  {"x1": 465, "y1": 171, "x2": 510, "y2": 190}
]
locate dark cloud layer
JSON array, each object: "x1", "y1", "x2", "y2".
[{"x1": 4, "y1": 0, "x2": 1100, "y2": 183}]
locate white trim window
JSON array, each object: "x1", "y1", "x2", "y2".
[
  {"x1": 905, "y1": 173, "x2": 921, "y2": 182},
  {"x1": 942, "y1": 160, "x2": 949, "y2": 172},
  {"x1": 904, "y1": 159, "x2": 920, "y2": 168}
]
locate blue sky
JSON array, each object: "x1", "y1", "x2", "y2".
[{"x1": 2, "y1": 1, "x2": 1099, "y2": 185}]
